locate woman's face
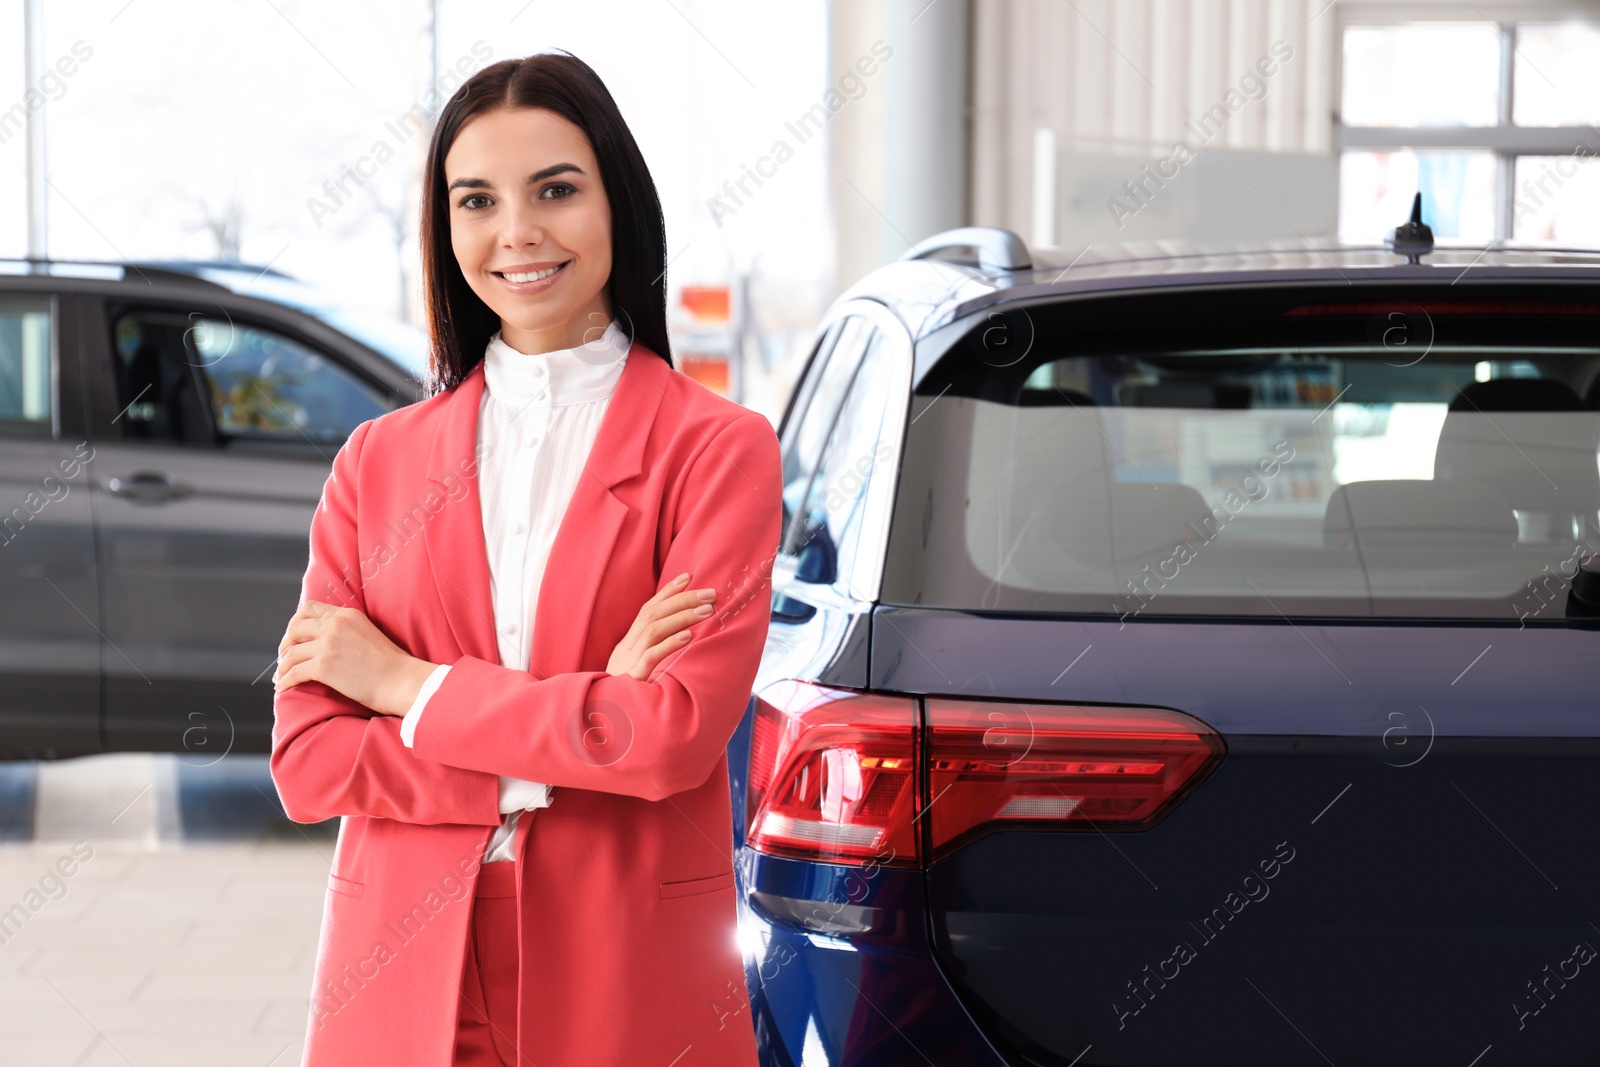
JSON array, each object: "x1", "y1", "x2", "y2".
[{"x1": 444, "y1": 106, "x2": 614, "y2": 354}]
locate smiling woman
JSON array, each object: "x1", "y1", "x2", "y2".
[
  {"x1": 269, "y1": 48, "x2": 776, "y2": 1067},
  {"x1": 418, "y1": 52, "x2": 674, "y2": 392}
]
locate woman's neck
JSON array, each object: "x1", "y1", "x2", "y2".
[{"x1": 499, "y1": 297, "x2": 614, "y2": 354}]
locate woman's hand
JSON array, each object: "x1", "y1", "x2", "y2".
[
  {"x1": 274, "y1": 599, "x2": 438, "y2": 718},
  {"x1": 607, "y1": 572, "x2": 717, "y2": 681}
]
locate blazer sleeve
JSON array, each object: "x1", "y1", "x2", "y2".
[
  {"x1": 408, "y1": 410, "x2": 782, "y2": 800},
  {"x1": 268, "y1": 417, "x2": 503, "y2": 827}
]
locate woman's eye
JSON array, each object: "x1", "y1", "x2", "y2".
[
  {"x1": 542, "y1": 183, "x2": 577, "y2": 200},
  {"x1": 459, "y1": 194, "x2": 490, "y2": 211}
]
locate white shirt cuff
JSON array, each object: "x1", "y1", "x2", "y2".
[
  {"x1": 497, "y1": 777, "x2": 555, "y2": 814},
  {"x1": 399, "y1": 663, "x2": 450, "y2": 748}
]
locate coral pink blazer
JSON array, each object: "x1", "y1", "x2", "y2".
[{"x1": 270, "y1": 338, "x2": 778, "y2": 1067}]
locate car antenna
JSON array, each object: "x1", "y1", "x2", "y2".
[{"x1": 1385, "y1": 191, "x2": 1433, "y2": 264}]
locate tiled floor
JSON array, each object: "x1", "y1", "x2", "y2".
[{"x1": 0, "y1": 755, "x2": 337, "y2": 1066}]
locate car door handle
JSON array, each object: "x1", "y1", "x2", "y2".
[{"x1": 105, "y1": 471, "x2": 192, "y2": 502}]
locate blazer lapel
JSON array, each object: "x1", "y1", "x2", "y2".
[{"x1": 420, "y1": 339, "x2": 670, "y2": 677}]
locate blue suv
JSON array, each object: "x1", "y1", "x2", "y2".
[{"x1": 733, "y1": 226, "x2": 1600, "y2": 1067}]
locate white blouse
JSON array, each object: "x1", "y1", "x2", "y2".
[{"x1": 399, "y1": 317, "x2": 631, "y2": 862}]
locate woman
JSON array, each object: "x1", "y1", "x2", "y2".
[{"x1": 269, "y1": 50, "x2": 777, "y2": 1067}]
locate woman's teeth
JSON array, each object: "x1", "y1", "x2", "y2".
[{"x1": 500, "y1": 263, "x2": 567, "y2": 283}]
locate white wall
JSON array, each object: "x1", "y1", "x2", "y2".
[{"x1": 971, "y1": 0, "x2": 1342, "y2": 248}]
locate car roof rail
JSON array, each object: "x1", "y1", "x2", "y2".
[
  {"x1": 0, "y1": 256, "x2": 234, "y2": 291},
  {"x1": 900, "y1": 226, "x2": 1032, "y2": 272},
  {"x1": 126, "y1": 258, "x2": 293, "y2": 281}
]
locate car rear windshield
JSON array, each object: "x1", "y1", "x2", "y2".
[{"x1": 881, "y1": 284, "x2": 1600, "y2": 620}]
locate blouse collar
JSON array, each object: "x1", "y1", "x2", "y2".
[{"x1": 482, "y1": 318, "x2": 630, "y2": 408}]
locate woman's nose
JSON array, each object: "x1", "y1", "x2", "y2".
[{"x1": 499, "y1": 200, "x2": 547, "y2": 248}]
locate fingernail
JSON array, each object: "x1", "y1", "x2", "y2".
[
  {"x1": 697, "y1": 589, "x2": 715, "y2": 601},
  {"x1": 674, "y1": 572, "x2": 690, "y2": 584},
  {"x1": 694, "y1": 604, "x2": 712, "y2": 615}
]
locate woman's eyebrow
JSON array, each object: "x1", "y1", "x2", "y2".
[{"x1": 447, "y1": 163, "x2": 585, "y2": 192}]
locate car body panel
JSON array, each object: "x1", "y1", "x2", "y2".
[
  {"x1": 0, "y1": 291, "x2": 99, "y2": 757},
  {"x1": 876, "y1": 606, "x2": 1600, "y2": 1066}
]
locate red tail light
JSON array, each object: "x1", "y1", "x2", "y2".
[
  {"x1": 745, "y1": 681, "x2": 1225, "y2": 868},
  {"x1": 925, "y1": 698, "x2": 1224, "y2": 862},
  {"x1": 746, "y1": 679, "x2": 920, "y2": 868}
]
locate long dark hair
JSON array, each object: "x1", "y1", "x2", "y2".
[{"x1": 419, "y1": 50, "x2": 673, "y2": 395}]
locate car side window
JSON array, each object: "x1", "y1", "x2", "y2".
[
  {"x1": 778, "y1": 317, "x2": 871, "y2": 562},
  {"x1": 110, "y1": 308, "x2": 394, "y2": 447},
  {"x1": 777, "y1": 320, "x2": 844, "y2": 561},
  {"x1": 779, "y1": 317, "x2": 892, "y2": 595},
  {"x1": 0, "y1": 295, "x2": 55, "y2": 438}
]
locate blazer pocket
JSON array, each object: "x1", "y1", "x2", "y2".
[
  {"x1": 328, "y1": 873, "x2": 366, "y2": 899},
  {"x1": 658, "y1": 870, "x2": 736, "y2": 901}
]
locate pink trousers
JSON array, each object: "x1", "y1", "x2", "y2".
[{"x1": 452, "y1": 861, "x2": 520, "y2": 1066}]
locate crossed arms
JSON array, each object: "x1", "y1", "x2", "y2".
[{"x1": 269, "y1": 412, "x2": 782, "y2": 824}]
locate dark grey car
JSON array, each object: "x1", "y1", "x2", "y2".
[{"x1": 0, "y1": 259, "x2": 425, "y2": 761}]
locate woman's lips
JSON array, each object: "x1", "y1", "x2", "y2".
[{"x1": 492, "y1": 260, "x2": 571, "y2": 294}]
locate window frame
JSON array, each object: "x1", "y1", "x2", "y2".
[{"x1": 1335, "y1": 4, "x2": 1600, "y2": 241}]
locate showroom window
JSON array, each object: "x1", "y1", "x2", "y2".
[{"x1": 1337, "y1": 14, "x2": 1600, "y2": 243}]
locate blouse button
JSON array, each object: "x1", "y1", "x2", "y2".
[
  {"x1": 501, "y1": 621, "x2": 518, "y2": 636},
  {"x1": 510, "y1": 521, "x2": 526, "y2": 536}
]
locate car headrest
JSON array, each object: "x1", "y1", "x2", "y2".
[
  {"x1": 1324, "y1": 479, "x2": 1517, "y2": 551},
  {"x1": 1034, "y1": 482, "x2": 1217, "y2": 565},
  {"x1": 1108, "y1": 483, "x2": 1217, "y2": 547},
  {"x1": 1433, "y1": 381, "x2": 1600, "y2": 516},
  {"x1": 1004, "y1": 478, "x2": 1223, "y2": 588},
  {"x1": 1447, "y1": 378, "x2": 1583, "y2": 412}
]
